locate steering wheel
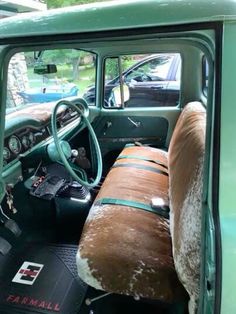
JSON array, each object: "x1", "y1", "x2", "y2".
[
  {"x1": 141, "y1": 74, "x2": 152, "y2": 82},
  {"x1": 51, "y1": 99, "x2": 102, "y2": 188}
]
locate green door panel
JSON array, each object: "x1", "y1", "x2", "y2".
[
  {"x1": 94, "y1": 115, "x2": 168, "y2": 149},
  {"x1": 92, "y1": 108, "x2": 180, "y2": 157}
]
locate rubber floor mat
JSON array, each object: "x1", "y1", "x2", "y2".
[{"x1": 0, "y1": 243, "x2": 87, "y2": 314}]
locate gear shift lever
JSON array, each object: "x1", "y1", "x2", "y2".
[{"x1": 71, "y1": 149, "x2": 79, "y2": 157}]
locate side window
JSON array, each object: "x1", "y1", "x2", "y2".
[
  {"x1": 7, "y1": 49, "x2": 96, "y2": 110},
  {"x1": 175, "y1": 61, "x2": 181, "y2": 81},
  {"x1": 103, "y1": 53, "x2": 181, "y2": 108},
  {"x1": 202, "y1": 56, "x2": 209, "y2": 97},
  {"x1": 126, "y1": 55, "x2": 175, "y2": 83}
]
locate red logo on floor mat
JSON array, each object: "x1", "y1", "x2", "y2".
[
  {"x1": 12, "y1": 262, "x2": 44, "y2": 285},
  {"x1": 6, "y1": 295, "x2": 60, "y2": 312}
]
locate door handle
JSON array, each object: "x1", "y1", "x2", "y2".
[
  {"x1": 128, "y1": 117, "x2": 141, "y2": 128},
  {"x1": 103, "y1": 121, "x2": 112, "y2": 135}
]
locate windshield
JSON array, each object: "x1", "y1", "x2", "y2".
[{"x1": 6, "y1": 48, "x2": 96, "y2": 115}]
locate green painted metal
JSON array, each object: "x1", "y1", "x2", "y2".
[
  {"x1": 4, "y1": 117, "x2": 47, "y2": 138},
  {"x1": 219, "y1": 21, "x2": 236, "y2": 314},
  {"x1": 0, "y1": 46, "x2": 10, "y2": 202},
  {"x1": 0, "y1": 0, "x2": 234, "y2": 39},
  {"x1": 2, "y1": 161, "x2": 22, "y2": 186},
  {"x1": 47, "y1": 140, "x2": 72, "y2": 162},
  {"x1": 0, "y1": 1, "x2": 231, "y2": 312},
  {"x1": 93, "y1": 114, "x2": 170, "y2": 155}
]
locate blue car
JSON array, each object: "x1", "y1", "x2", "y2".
[{"x1": 18, "y1": 84, "x2": 78, "y2": 103}]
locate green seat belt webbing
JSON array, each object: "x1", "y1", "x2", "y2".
[
  {"x1": 117, "y1": 155, "x2": 168, "y2": 169},
  {"x1": 112, "y1": 162, "x2": 168, "y2": 176},
  {"x1": 96, "y1": 197, "x2": 169, "y2": 219}
]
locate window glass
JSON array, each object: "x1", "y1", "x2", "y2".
[
  {"x1": 7, "y1": 48, "x2": 96, "y2": 112},
  {"x1": 202, "y1": 56, "x2": 209, "y2": 96},
  {"x1": 103, "y1": 53, "x2": 181, "y2": 108},
  {"x1": 175, "y1": 62, "x2": 181, "y2": 81}
]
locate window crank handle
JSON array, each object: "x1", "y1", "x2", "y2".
[{"x1": 128, "y1": 117, "x2": 141, "y2": 128}]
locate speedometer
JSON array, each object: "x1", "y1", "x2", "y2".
[{"x1": 8, "y1": 135, "x2": 22, "y2": 154}]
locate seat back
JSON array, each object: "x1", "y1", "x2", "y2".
[{"x1": 168, "y1": 102, "x2": 206, "y2": 312}]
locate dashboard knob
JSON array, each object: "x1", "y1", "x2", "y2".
[{"x1": 71, "y1": 149, "x2": 79, "y2": 157}]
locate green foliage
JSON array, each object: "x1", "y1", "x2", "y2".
[
  {"x1": 47, "y1": 0, "x2": 107, "y2": 9},
  {"x1": 122, "y1": 55, "x2": 135, "y2": 71},
  {"x1": 105, "y1": 58, "x2": 119, "y2": 80},
  {"x1": 105, "y1": 56, "x2": 138, "y2": 80},
  {"x1": 25, "y1": 48, "x2": 96, "y2": 94},
  {"x1": 40, "y1": 49, "x2": 83, "y2": 64}
]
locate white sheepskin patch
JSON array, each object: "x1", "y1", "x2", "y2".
[
  {"x1": 170, "y1": 156, "x2": 204, "y2": 314},
  {"x1": 76, "y1": 249, "x2": 103, "y2": 290},
  {"x1": 184, "y1": 101, "x2": 206, "y2": 114}
]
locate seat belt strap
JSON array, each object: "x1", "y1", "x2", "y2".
[
  {"x1": 96, "y1": 197, "x2": 169, "y2": 219},
  {"x1": 117, "y1": 155, "x2": 168, "y2": 169},
  {"x1": 112, "y1": 162, "x2": 168, "y2": 176}
]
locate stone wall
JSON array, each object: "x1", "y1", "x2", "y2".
[{"x1": 7, "y1": 53, "x2": 29, "y2": 108}]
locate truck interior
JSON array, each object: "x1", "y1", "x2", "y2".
[{"x1": 0, "y1": 21, "x2": 219, "y2": 314}]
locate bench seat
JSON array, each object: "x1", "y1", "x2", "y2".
[
  {"x1": 77, "y1": 101, "x2": 206, "y2": 312},
  {"x1": 117, "y1": 145, "x2": 168, "y2": 169},
  {"x1": 76, "y1": 148, "x2": 187, "y2": 302}
]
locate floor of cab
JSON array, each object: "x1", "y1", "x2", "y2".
[
  {"x1": 0, "y1": 153, "x2": 186, "y2": 314},
  {"x1": 0, "y1": 207, "x2": 187, "y2": 314},
  {"x1": 0, "y1": 233, "x2": 185, "y2": 314},
  {"x1": 80, "y1": 288, "x2": 185, "y2": 314}
]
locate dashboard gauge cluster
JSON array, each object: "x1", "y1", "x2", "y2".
[
  {"x1": 3, "y1": 100, "x2": 85, "y2": 167},
  {"x1": 3, "y1": 127, "x2": 49, "y2": 166}
]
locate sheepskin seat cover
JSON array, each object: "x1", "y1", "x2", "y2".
[
  {"x1": 168, "y1": 102, "x2": 206, "y2": 313},
  {"x1": 77, "y1": 146, "x2": 187, "y2": 302},
  {"x1": 77, "y1": 102, "x2": 205, "y2": 310}
]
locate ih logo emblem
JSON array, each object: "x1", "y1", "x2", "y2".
[{"x1": 12, "y1": 262, "x2": 44, "y2": 285}]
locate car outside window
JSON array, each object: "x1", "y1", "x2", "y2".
[
  {"x1": 125, "y1": 55, "x2": 175, "y2": 83},
  {"x1": 7, "y1": 49, "x2": 96, "y2": 111},
  {"x1": 100, "y1": 53, "x2": 181, "y2": 108}
]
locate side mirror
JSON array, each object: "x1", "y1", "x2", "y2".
[
  {"x1": 34, "y1": 64, "x2": 57, "y2": 75},
  {"x1": 108, "y1": 84, "x2": 130, "y2": 107}
]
